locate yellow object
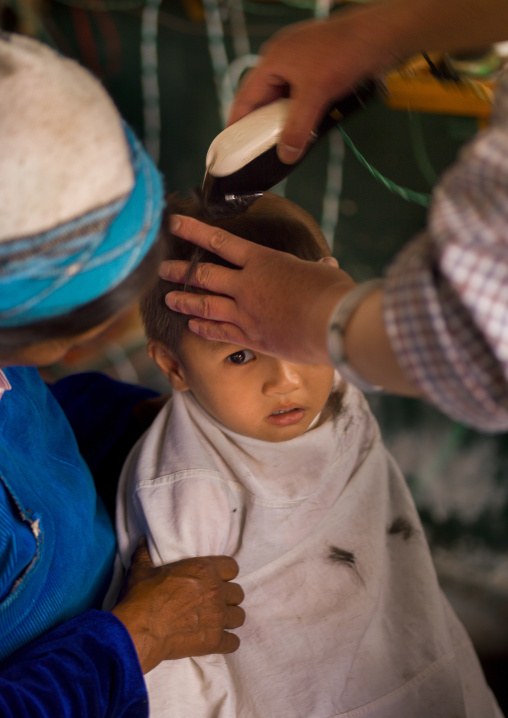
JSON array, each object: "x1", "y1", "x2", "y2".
[{"x1": 384, "y1": 54, "x2": 498, "y2": 124}]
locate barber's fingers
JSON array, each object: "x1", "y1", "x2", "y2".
[
  {"x1": 168, "y1": 216, "x2": 254, "y2": 268},
  {"x1": 227, "y1": 66, "x2": 287, "y2": 126},
  {"x1": 277, "y1": 88, "x2": 331, "y2": 164},
  {"x1": 159, "y1": 260, "x2": 189, "y2": 284},
  {"x1": 188, "y1": 319, "x2": 252, "y2": 348},
  {"x1": 166, "y1": 290, "x2": 238, "y2": 324},
  {"x1": 160, "y1": 259, "x2": 241, "y2": 299},
  {"x1": 230, "y1": 76, "x2": 331, "y2": 164}
]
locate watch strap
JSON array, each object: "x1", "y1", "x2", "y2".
[{"x1": 327, "y1": 279, "x2": 385, "y2": 393}]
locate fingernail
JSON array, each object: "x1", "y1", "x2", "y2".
[
  {"x1": 319, "y1": 256, "x2": 339, "y2": 268},
  {"x1": 278, "y1": 144, "x2": 302, "y2": 164},
  {"x1": 158, "y1": 260, "x2": 169, "y2": 278},
  {"x1": 170, "y1": 215, "x2": 181, "y2": 232}
]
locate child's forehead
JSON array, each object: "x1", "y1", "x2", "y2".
[
  {"x1": 206, "y1": 339, "x2": 234, "y2": 353},
  {"x1": 181, "y1": 330, "x2": 239, "y2": 356}
]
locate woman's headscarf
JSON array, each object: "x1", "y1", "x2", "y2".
[{"x1": 0, "y1": 32, "x2": 164, "y2": 327}]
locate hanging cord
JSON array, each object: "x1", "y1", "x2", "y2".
[
  {"x1": 242, "y1": 0, "x2": 370, "y2": 11},
  {"x1": 141, "y1": 0, "x2": 162, "y2": 162},
  {"x1": 229, "y1": 0, "x2": 250, "y2": 59},
  {"x1": 338, "y1": 127, "x2": 431, "y2": 207},
  {"x1": 314, "y1": 0, "x2": 331, "y2": 19},
  {"x1": 313, "y1": 0, "x2": 345, "y2": 249},
  {"x1": 321, "y1": 129, "x2": 345, "y2": 249},
  {"x1": 202, "y1": 0, "x2": 235, "y2": 126},
  {"x1": 224, "y1": 0, "x2": 258, "y2": 111}
]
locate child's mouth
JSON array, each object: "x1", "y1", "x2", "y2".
[{"x1": 267, "y1": 406, "x2": 305, "y2": 426}]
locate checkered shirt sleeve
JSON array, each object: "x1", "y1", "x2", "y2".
[{"x1": 384, "y1": 70, "x2": 508, "y2": 432}]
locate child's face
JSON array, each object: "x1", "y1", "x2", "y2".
[{"x1": 154, "y1": 331, "x2": 335, "y2": 442}]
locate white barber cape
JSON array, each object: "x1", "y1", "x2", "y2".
[{"x1": 116, "y1": 380, "x2": 502, "y2": 718}]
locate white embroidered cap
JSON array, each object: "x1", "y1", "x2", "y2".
[{"x1": 0, "y1": 32, "x2": 134, "y2": 241}]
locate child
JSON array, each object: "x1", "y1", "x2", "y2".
[{"x1": 115, "y1": 192, "x2": 503, "y2": 718}]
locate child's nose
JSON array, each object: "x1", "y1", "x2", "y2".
[{"x1": 263, "y1": 361, "x2": 302, "y2": 395}]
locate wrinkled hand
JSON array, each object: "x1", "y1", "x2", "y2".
[
  {"x1": 160, "y1": 215, "x2": 356, "y2": 367},
  {"x1": 112, "y1": 539, "x2": 245, "y2": 674},
  {"x1": 228, "y1": 7, "x2": 402, "y2": 163}
]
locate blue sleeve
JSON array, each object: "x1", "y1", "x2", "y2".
[
  {"x1": 48, "y1": 372, "x2": 159, "y2": 519},
  {"x1": 0, "y1": 482, "x2": 36, "y2": 602},
  {"x1": 0, "y1": 610, "x2": 148, "y2": 718}
]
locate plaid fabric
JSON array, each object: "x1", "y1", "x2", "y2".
[{"x1": 384, "y1": 71, "x2": 508, "y2": 432}]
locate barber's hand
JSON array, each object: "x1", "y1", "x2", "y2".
[
  {"x1": 160, "y1": 215, "x2": 356, "y2": 367},
  {"x1": 229, "y1": 0, "x2": 506, "y2": 164},
  {"x1": 112, "y1": 538, "x2": 245, "y2": 674},
  {"x1": 228, "y1": 8, "x2": 401, "y2": 164}
]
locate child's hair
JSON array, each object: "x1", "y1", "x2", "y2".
[{"x1": 141, "y1": 192, "x2": 330, "y2": 356}]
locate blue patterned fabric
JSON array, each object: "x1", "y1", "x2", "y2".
[
  {"x1": 0, "y1": 124, "x2": 164, "y2": 326},
  {"x1": 0, "y1": 482, "x2": 36, "y2": 602},
  {"x1": 0, "y1": 367, "x2": 116, "y2": 660},
  {"x1": 0, "y1": 610, "x2": 148, "y2": 718},
  {"x1": 0, "y1": 369, "x2": 152, "y2": 716}
]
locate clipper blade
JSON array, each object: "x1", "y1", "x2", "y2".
[{"x1": 199, "y1": 172, "x2": 263, "y2": 218}]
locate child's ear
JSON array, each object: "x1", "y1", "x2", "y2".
[{"x1": 147, "y1": 340, "x2": 190, "y2": 392}]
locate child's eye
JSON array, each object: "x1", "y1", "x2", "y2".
[{"x1": 227, "y1": 350, "x2": 255, "y2": 365}]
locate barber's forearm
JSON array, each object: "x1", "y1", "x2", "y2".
[
  {"x1": 358, "y1": 0, "x2": 508, "y2": 72},
  {"x1": 407, "y1": 0, "x2": 508, "y2": 52},
  {"x1": 343, "y1": 290, "x2": 420, "y2": 397}
]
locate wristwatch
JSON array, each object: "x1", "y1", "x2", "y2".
[{"x1": 327, "y1": 278, "x2": 385, "y2": 393}]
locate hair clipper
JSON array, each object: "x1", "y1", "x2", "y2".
[{"x1": 201, "y1": 80, "x2": 379, "y2": 217}]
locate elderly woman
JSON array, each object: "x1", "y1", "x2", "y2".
[{"x1": 0, "y1": 33, "x2": 243, "y2": 718}]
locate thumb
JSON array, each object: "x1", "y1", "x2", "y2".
[
  {"x1": 277, "y1": 91, "x2": 329, "y2": 164},
  {"x1": 227, "y1": 63, "x2": 285, "y2": 127},
  {"x1": 319, "y1": 256, "x2": 340, "y2": 268}
]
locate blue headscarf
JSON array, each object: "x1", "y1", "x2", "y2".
[{"x1": 0, "y1": 124, "x2": 164, "y2": 327}]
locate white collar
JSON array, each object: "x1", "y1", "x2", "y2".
[{"x1": 170, "y1": 378, "x2": 370, "y2": 503}]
